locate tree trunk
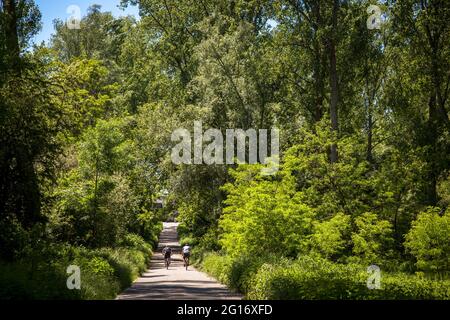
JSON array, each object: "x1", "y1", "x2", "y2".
[
  {"x1": 425, "y1": 94, "x2": 438, "y2": 205},
  {"x1": 367, "y1": 112, "x2": 374, "y2": 163},
  {"x1": 365, "y1": 76, "x2": 374, "y2": 164},
  {"x1": 329, "y1": 0, "x2": 339, "y2": 163},
  {"x1": 312, "y1": 2, "x2": 325, "y2": 123}
]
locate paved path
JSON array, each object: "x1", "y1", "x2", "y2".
[{"x1": 116, "y1": 222, "x2": 242, "y2": 300}]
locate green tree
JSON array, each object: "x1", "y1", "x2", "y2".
[
  {"x1": 220, "y1": 164, "x2": 315, "y2": 258},
  {"x1": 405, "y1": 207, "x2": 450, "y2": 273},
  {"x1": 351, "y1": 212, "x2": 394, "y2": 264},
  {"x1": 310, "y1": 212, "x2": 351, "y2": 259}
]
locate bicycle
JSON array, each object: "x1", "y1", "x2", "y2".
[
  {"x1": 183, "y1": 254, "x2": 190, "y2": 270},
  {"x1": 162, "y1": 247, "x2": 172, "y2": 270},
  {"x1": 164, "y1": 256, "x2": 171, "y2": 270}
]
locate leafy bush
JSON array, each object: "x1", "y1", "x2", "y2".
[
  {"x1": 136, "y1": 212, "x2": 163, "y2": 248},
  {"x1": 247, "y1": 256, "x2": 450, "y2": 300},
  {"x1": 177, "y1": 222, "x2": 201, "y2": 249},
  {"x1": 201, "y1": 252, "x2": 283, "y2": 294},
  {"x1": 247, "y1": 256, "x2": 366, "y2": 300},
  {"x1": 179, "y1": 235, "x2": 199, "y2": 248},
  {"x1": 200, "y1": 252, "x2": 449, "y2": 300},
  {"x1": 0, "y1": 233, "x2": 153, "y2": 300},
  {"x1": 220, "y1": 164, "x2": 315, "y2": 258},
  {"x1": 310, "y1": 213, "x2": 351, "y2": 259},
  {"x1": 0, "y1": 262, "x2": 80, "y2": 300},
  {"x1": 201, "y1": 253, "x2": 233, "y2": 285},
  {"x1": 119, "y1": 233, "x2": 153, "y2": 262},
  {"x1": 405, "y1": 207, "x2": 450, "y2": 273},
  {"x1": 227, "y1": 254, "x2": 282, "y2": 293},
  {"x1": 351, "y1": 213, "x2": 394, "y2": 263},
  {"x1": 92, "y1": 247, "x2": 147, "y2": 290},
  {"x1": 177, "y1": 223, "x2": 191, "y2": 239},
  {"x1": 197, "y1": 226, "x2": 221, "y2": 252}
]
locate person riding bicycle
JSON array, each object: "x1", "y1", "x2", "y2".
[
  {"x1": 162, "y1": 246, "x2": 172, "y2": 268},
  {"x1": 182, "y1": 244, "x2": 191, "y2": 268}
]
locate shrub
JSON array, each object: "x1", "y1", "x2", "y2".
[
  {"x1": 405, "y1": 207, "x2": 450, "y2": 273},
  {"x1": 199, "y1": 252, "x2": 449, "y2": 300},
  {"x1": 198, "y1": 227, "x2": 221, "y2": 252},
  {"x1": 310, "y1": 213, "x2": 351, "y2": 259},
  {"x1": 0, "y1": 262, "x2": 80, "y2": 300},
  {"x1": 179, "y1": 235, "x2": 199, "y2": 248},
  {"x1": 78, "y1": 270, "x2": 120, "y2": 300},
  {"x1": 93, "y1": 247, "x2": 147, "y2": 290},
  {"x1": 351, "y1": 212, "x2": 394, "y2": 263},
  {"x1": 369, "y1": 273, "x2": 450, "y2": 300},
  {"x1": 219, "y1": 164, "x2": 315, "y2": 259},
  {"x1": 200, "y1": 252, "x2": 283, "y2": 294},
  {"x1": 227, "y1": 254, "x2": 281, "y2": 294},
  {"x1": 119, "y1": 233, "x2": 153, "y2": 264},
  {"x1": 201, "y1": 253, "x2": 233, "y2": 285},
  {"x1": 0, "y1": 233, "x2": 153, "y2": 300},
  {"x1": 248, "y1": 256, "x2": 366, "y2": 300},
  {"x1": 177, "y1": 223, "x2": 191, "y2": 239},
  {"x1": 247, "y1": 256, "x2": 450, "y2": 300}
]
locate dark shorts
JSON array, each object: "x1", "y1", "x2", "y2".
[
  {"x1": 164, "y1": 252, "x2": 171, "y2": 259},
  {"x1": 183, "y1": 252, "x2": 190, "y2": 259}
]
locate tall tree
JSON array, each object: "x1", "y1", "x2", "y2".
[
  {"x1": 1, "y1": 0, "x2": 20, "y2": 69},
  {"x1": 328, "y1": 0, "x2": 339, "y2": 163},
  {"x1": 390, "y1": 0, "x2": 450, "y2": 205}
]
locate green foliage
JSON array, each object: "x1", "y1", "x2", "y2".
[
  {"x1": 51, "y1": 5, "x2": 135, "y2": 63},
  {"x1": 247, "y1": 256, "x2": 449, "y2": 300},
  {"x1": 0, "y1": 233, "x2": 151, "y2": 300},
  {"x1": 310, "y1": 213, "x2": 351, "y2": 259},
  {"x1": 201, "y1": 253, "x2": 234, "y2": 286},
  {"x1": 119, "y1": 233, "x2": 155, "y2": 256},
  {"x1": 200, "y1": 253, "x2": 450, "y2": 300},
  {"x1": 405, "y1": 207, "x2": 450, "y2": 273},
  {"x1": 54, "y1": 58, "x2": 119, "y2": 132},
  {"x1": 93, "y1": 247, "x2": 147, "y2": 290},
  {"x1": 197, "y1": 226, "x2": 222, "y2": 252},
  {"x1": 248, "y1": 256, "x2": 364, "y2": 300},
  {"x1": 179, "y1": 235, "x2": 199, "y2": 248},
  {"x1": 86, "y1": 257, "x2": 115, "y2": 276},
  {"x1": 136, "y1": 215, "x2": 163, "y2": 248},
  {"x1": 0, "y1": 67, "x2": 64, "y2": 259},
  {"x1": 225, "y1": 255, "x2": 278, "y2": 294},
  {"x1": 0, "y1": 261, "x2": 80, "y2": 300},
  {"x1": 220, "y1": 164, "x2": 315, "y2": 258},
  {"x1": 351, "y1": 213, "x2": 394, "y2": 264},
  {"x1": 47, "y1": 116, "x2": 163, "y2": 249}
]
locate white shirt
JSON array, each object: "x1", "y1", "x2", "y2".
[{"x1": 182, "y1": 245, "x2": 191, "y2": 253}]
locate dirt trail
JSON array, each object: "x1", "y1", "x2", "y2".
[{"x1": 116, "y1": 222, "x2": 242, "y2": 300}]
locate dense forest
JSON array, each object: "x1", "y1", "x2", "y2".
[{"x1": 0, "y1": 0, "x2": 449, "y2": 300}]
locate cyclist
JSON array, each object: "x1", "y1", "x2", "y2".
[
  {"x1": 182, "y1": 244, "x2": 191, "y2": 270},
  {"x1": 162, "y1": 246, "x2": 172, "y2": 269}
]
